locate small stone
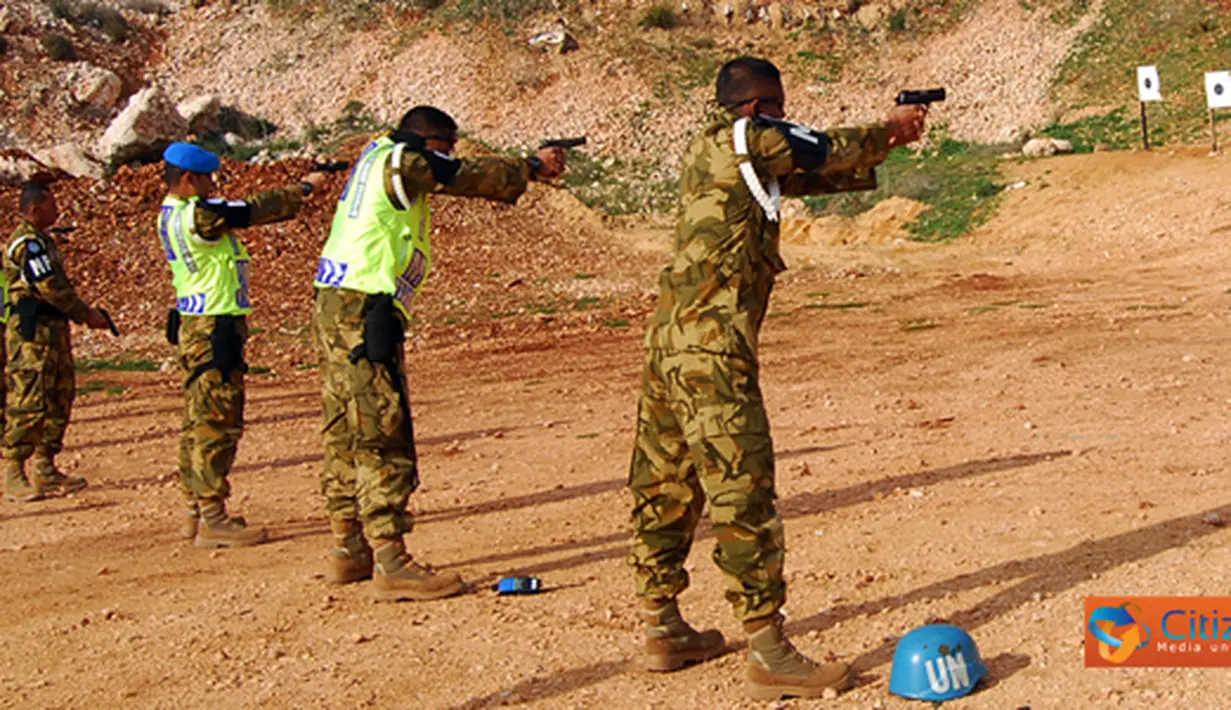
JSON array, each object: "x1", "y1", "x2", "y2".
[{"x1": 1204, "y1": 512, "x2": 1224, "y2": 527}]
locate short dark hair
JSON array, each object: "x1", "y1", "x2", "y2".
[
  {"x1": 164, "y1": 163, "x2": 187, "y2": 188},
  {"x1": 716, "y1": 57, "x2": 782, "y2": 107},
  {"x1": 18, "y1": 181, "x2": 52, "y2": 214},
  {"x1": 395, "y1": 105, "x2": 458, "y2": 139}
]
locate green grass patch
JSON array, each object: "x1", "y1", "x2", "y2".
[
  {"x1": 603, "y1": 318, "x2": 632, "y2": 328},
  {"x1": 295, "y1": 362, "x2": 319, "y2": 370},
  {"x1": 767, "y1": 311, "x2": 792, "y2": 319},
  {"x1": 576, "y1": 432, "x2": 600, "y2": 439},
  {"x1": 574, "y1": 273, "x2": 596, "y2": 280},
  {"x1": 966, "y1": 305, "x2": 1000, "y2": 315},
  {"x1": 1049, "y1": 0, "x2": 1231, "y2": 149},
  {"x1": 1019, "y1": 303, "x2": 1051, "y2": 310},
  {"x1": 574, "y1": 296, "x2": 602, "y2": 310},
  {"x1": 802, "y1": 132, "x2": 1005, "y2": 242},
  {"x1": 76, "y1": 357, "x2": 158, "y2": 373},
  {"x1": 526, "y1": 303, "x2": 558, "y2": 315},
  {"x1": 1127, "y1": 304, "x2": 1181, "y2": 311},
  {"x1": 249, "y1": 366, "x2": 273, "y2": 375}
]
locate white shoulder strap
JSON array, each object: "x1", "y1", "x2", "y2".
[
  {"x1": 390, "y1": 143, "x2": 413, "y2": 211},
  {"x1": 732, "y1": 117, "x2": 781, "y2": 222}
]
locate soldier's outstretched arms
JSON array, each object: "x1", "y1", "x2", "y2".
[
  {"x1": 388, "y1": 147, "x2": 566, "y2": 205},
  {"x1": 749, "y1": 104, "x2": 927, "y2": 196},
  {"x1": 193, "y1": 171, "x2": 326, "y2": 241}
]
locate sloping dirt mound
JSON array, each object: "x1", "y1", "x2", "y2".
[{"x1": 782, "y1": 197, "x2": 928, "y2": 246}]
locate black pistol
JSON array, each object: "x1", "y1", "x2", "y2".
[
  {"x1": 312, "y1": 160, "x2": 351, "y2": 173},
  {"x1": 896, "y1": 88, "x2": 946, "y2": 106},
  {"x1": 540, "y1": 137, "x2": 587, "y2": 149},
  {"x1": 99, "y1": 308, "x2": 119, "y2": 337}
]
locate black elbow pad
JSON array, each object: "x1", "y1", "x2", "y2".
[
  {"x1": 198, "y1": 198, "x2": 254, "y2": 228},
  {"x1": 757, "y1": 116, "x2": 832, "y2": 172}
]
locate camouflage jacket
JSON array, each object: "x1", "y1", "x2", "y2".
[
  {"x1": 191, "y1": 185, "x2": 304, "y2": 240},
  {"x1": 4, "y1": 221, "x2": 89, "y2": 323},
  {"x1": 380, "y1": 150, "x2": 530, "y2": 205},
  {"x1": 644, "y1": 111, "x2": 892, "y2": 361}
]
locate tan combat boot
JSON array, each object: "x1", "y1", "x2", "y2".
[
  {"x1": 643, "y1": 599, "x2": 726, "y2": 672},
  {"x1": 3, "y1": 460, "x2": 42, "y2": 503},
  {"x1": 371, "y1": 537, "x2": 463, "y2": 602},
  {"x1": 327, "y1": 519, "x2": 373, "y2": 585},
  {"x1": 194, "y1": 498, "x2": 268, "y2": 548},
  {"x1": 744, "y1": 613, "x2": 854, "y2": 700},
  {"x1": 30, "y1": 457, "x2": 88, "y2": 496},
  {"x1": 180, "y1": 494, "x2": 200, "y2": 540}
]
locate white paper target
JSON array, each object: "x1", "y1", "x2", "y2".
[
  {"x1": 1137, "y1": 66, "x2": 1162, "y2": 102},
  {"x1": 1207, "y1": 71, "x2": 1231, "y2": 109}
]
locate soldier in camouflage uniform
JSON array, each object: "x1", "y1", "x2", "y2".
[
  {"x1": 312, "y1": 106, "x2": 565, "y2": 601},
  {"x1": 627, "y1": 58, "x2": 927, "y2": 699},
  {"x1": 4, "y1": 183, "x2": 113, "y2": 502},
  {"x1": 157, "y1": 143, "x2": 325, "y2": 547}
]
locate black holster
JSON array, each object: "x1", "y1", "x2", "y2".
[
  {"x1": 165, "y1": 309, "x2": 181, "y2": 346},
  {"x1": 15, "y1": 297, "x2": 66, "y2": 342},
  {"x1": 347, "y1": 294, "x2": 417, "y2": 491},
  {"x1": 186, "y1": 315, "x2": 248, "y2": 387}
]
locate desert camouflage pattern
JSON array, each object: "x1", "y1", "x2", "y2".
[
  {"x1": 4, "y1": 222, "x2": 90, "y2": 323},
  {"x1": 3, "y1": 318, "x2": 74, "y2": 462},
  {"x1": 382, "y1": 151, "x2": 530, "y2": 205},
  {"x1": 192, "y1": 185, "x2": 304, "y2": 240},
  {"x1": 177, "y1": 314, "x2": 247, "y2": 500},
  {"x1": 630, "y1": 111, "x2": 894, "y2": 622},
  {"x1": 312, "y1": 287, "x2": 418, "y2": 540},
  {"x1": 644, "y1": 112, "x2": 891, "y2": 361},
  {"x1": 2, "y1": 222, "x2": 88, "y2": 462}
]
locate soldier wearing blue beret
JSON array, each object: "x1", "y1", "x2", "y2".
[{"x1": 158, "y1": 142, "x2": 325, "y2": 548}]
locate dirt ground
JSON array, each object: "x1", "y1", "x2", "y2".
[{"x1": 5, "y1": 149, "x2": 1231, "y2": 709}]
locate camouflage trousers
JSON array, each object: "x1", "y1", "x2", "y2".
[
  {"x1": 177, "y1": 315, "x2": 247, "y2": 501},
  {"x1": 628, "y1": 348, "x2": 785, "y2": 622},
  {"x1": 312, "y1": 288, "x2": 418, "y2": 541},
  {"x1": 4, "y1": 317, "x2": 73, "y2": 462}
]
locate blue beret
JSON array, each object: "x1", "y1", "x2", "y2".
[{"x1": 162, "y1": 142, "x2": 221, "y2": 173}]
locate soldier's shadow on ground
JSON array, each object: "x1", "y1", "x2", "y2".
[
  {"x1": 443, "y1": 456, "x2": 1231, "y2": 709},
  {"x1": 0, "y1": 499, "x2": 120, "y2": 523}
]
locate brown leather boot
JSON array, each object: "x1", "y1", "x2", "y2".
[
  {"x1": 371, "y1": 537, "x2": 463, "y2": 602},
  {"x1": 744, "y1": 613, "x2": 854, "y2": 700},
  {"x1": 3, "y1": 460, "x2": 42, "y2": 503},
  {"x1": 194, "y1": 498, "x2": 268, "y2": 548},
  {"x1": 327, "y1": 519, "x2": 373, "y2": 585},
  {"x1": 180, "y1": 495, "x2": 200, "y2": 540},
  {"x1": 643, "y1": 599, "x2": 726, "y2": 672},
  {"x1": 30, "y1": 457, "x2": 87, "y2": 496}
]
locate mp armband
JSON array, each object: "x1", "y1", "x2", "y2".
[{"x1": 756, "y1": 115, "x2": 832, "y2": 172}]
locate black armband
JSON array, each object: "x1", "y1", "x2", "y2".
[
  {"x1": 756, "y1": 115, "x2": 832, "y2": 172},
  {"x1": 198, "y1": 198, "x2": 255, "y2": 229}
]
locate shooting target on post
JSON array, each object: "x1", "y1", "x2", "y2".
[
  {"x1": 1207, "y1": 71, "x2": 1231, "y2": 109},
  {"x1": 1137, "y1": 66, "x2": 1162, "y2": 102}
]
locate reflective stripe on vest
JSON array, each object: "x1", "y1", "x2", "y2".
[
  {"x1": 157, "y1": 196, "x2": 252, "y2": 316},
  {"x1": 315, "y1": 136, "x2": 432, "y2": 317}
]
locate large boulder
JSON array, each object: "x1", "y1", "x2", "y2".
[
  {"x1": 177, "y1": 94, "x2": 221, "y2": 135},
  {"x1": 1021, "y1": 137, "x2": 1075, "y2": 159},
  {"x1": 95, "y1": 86, "x2": 187, "y2": 168},
  {"x1": 68, "y1": 63, "x2": 122, "y2": 109},
  {"x1": 35, "y1": 144, "x2": 105, "y2": 180}
]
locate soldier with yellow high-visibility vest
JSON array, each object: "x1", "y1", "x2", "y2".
[
  {"x1": 158, "y1": 143, "x2": 325, "y2": 548},
  {"x1": 313, "y1": 105, "x2": 565, "y2": 601}
]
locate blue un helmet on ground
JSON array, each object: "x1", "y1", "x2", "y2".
[{"x1": 889, "y1": 624, "x2": 988, "y2": 702}]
